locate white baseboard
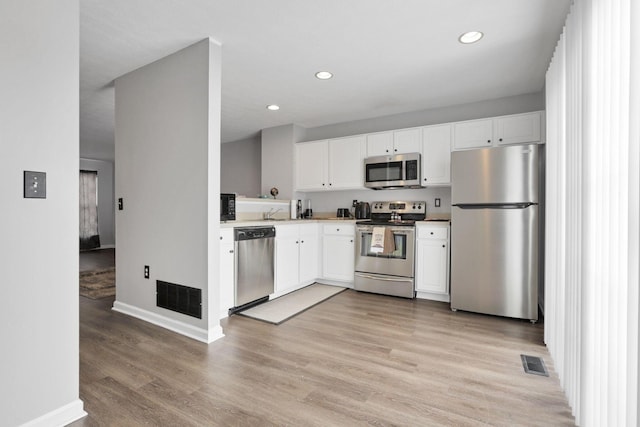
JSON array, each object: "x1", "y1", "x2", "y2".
[
  {"x1": 415, "y1": 291, "x2": 450, "y2": 303},
  {"x1": 112, "y1": 301, "x2": 224, "y2": 344},
  {"x1": 20, "y1": 399, "x2": 86, "y2": 427}
]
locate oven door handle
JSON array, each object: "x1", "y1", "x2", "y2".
[
  {"x1": 355, "y1": 272, "x2": 414, "y2": 283},
  {"x1": 356, "y1": 228, "x2": 414, "y2": 235}
]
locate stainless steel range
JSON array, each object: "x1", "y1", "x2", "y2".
[{"x1": 354, "y1": 201, "x2": 426, "y2": 298}]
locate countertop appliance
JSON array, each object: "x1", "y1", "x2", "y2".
[
  {"x1": 221, "y1": 193, "x2": 236, "y2": 221},
  {"x1": 450, "y1": 144, "x2": 541, "y2": 322},
  {"x1": 364, "y1": 153, "x2": 421, "y2": 189},
  {"x1": 355, "y1": 201, "x2": 371, "y2": 219},
  {"x1": 354, "y1": 201, "x2": 426, "y2": 298},
  {"x1": 233, "y1": 226, "x2": 275, "y2": 312}
]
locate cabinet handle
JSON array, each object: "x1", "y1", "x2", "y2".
[
  {"x1": 350, "y1": 240, "x2": 353, "y2": 243},
  {"x1": 499, "y1": 138, "x2": 503, "y2": 142},
  {"x1": 430, "y1": 232, "x2": 434, "y2": 235},
  {"x1": 229, "y1": 249, "x2": 234, "y2": 253},
  {"x1": 394, "y1": 148, "x2": 397, "y2": 152},
  {"x1": 322, "y1": 183, "x2": 325, "y2": 186},
  {"x1": 336, "y1": 228, "x2": 340, "y2": 231},
  {"x1": 385, "y1": 149, "x2": 389, "y2": 153},
  {"x1": 220, "y1": 236, "x2": 223, "y2": 240},
  {"x1": 301, "y1": 240, "x2": 304, "y2": 243},
  {"x1": 296, "y1": 241, "x2": 299, "y2": 244},
  {"x1": 487, "y1": 140, "x2": 491, "y2": 143},
  {"x1": 329, "y1": 183, "x2": 332, "y2": 186},
  {"x1": 442, "y1": 245, "x2": 445, "y2": 248}
]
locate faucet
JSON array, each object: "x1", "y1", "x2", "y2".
[{"x1": 263, "y1": 207, "x2": 282, "y2": 220}]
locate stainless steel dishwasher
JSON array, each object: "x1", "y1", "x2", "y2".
[{"x1": 233, "y1": 226, "x2": 275, "y2": 310}]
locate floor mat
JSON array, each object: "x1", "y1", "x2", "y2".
[{"x1": 238, "y1": 283, "x2": 346, "y2": 324}]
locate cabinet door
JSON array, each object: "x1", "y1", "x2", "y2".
[
  {"x1": 275, "y1": 234, "x2": 300, "y2": 294},
  {"x1": 299, "y1": 231, "x2": 319, "y2": 284},
  {"x1": 366, "y1": 132, "x2": 393, "y2": 156},
  {"x1": 328, "y1": 136, "x2": 365, "y2": 189},
  {"x1": 422, "y1": 124, "x2": 451, "y2": 185},
  {"x1": 495, "y1": 112, "x2": 541, "y2": 145},
  {"x1": 393, "y1": 128, "x2": 422, "y2": 154},
  {"x1": 295, "y1": 140, "x2": 327, "y2": 191},
  {"x1": 322, "y1": 235, "x2": 355, "y2": 282},
  {"x1": 219, "y1": 239, "x2": 235, "y2": 319},
  {"x1": 415, "y1": 239, "x2": 448, "y2": 294},
  {"x1": 453, "y1": 119, "x2": 493, "y2": 150}
]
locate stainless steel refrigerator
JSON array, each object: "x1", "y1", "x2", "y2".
[{"x1": 450, "y1": 144, "x2": 542, "y2": 322}]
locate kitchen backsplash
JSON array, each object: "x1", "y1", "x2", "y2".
[{"x1": 295, "y1": 187, "x2": 451, "y2": 216}]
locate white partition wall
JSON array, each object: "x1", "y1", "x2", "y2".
[
  {"x1": 114, "y1": 38, "x2": 223, "y2": 343},
  {"x1": 544, "y1": 0, "x2": 639, "y2": 425}
]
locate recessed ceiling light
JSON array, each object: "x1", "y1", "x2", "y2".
[
  {"x1": 459, "y1": 31, "x2": 484, "y2": 44},
  {"x1": 315, "y1": 71, "x2": 333, "y2": 80},
  {"x1": 266, "y1": 104, "x2": 280, "y2": 111}
]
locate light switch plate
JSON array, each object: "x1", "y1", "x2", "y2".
[{"x1": 24, "y1": 171, "x2": 46, "y2": 199}]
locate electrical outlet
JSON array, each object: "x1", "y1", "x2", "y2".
[
  {"x1": 144, "y1": 265, "x2": 150, "y2": 279},
  {"x1": 435, "y1": 198, "x2": 441, "y2": 208},
  {"x1": 352, "y1": 199, "x2": 358, "y2": 208}
]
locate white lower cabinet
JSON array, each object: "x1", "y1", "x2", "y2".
[
  {"x1": 322, "y1": 224, "x2": 355, "y2": 282},
  {"x1": 219, "y1": 228, "x2": 235, "y2": 319},
  {"x1": 415, "y1": 223, "x2": 450, "y2": 302},
  {"x1": 275, "y1": 223, "x2": 319, "y2": 297}
]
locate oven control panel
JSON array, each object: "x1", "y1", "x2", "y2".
[{"x1": 371, "y1": 201, "x2": 426, "y2": 215}]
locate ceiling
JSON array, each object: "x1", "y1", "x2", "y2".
[{"x1": 80, "y1": 0, "x2": 571, "y2": 161}]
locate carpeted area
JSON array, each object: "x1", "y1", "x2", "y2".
[
  {"x1": 80, "y1": 267, "x2": 116, "y2": 299},
  {"x1": 238, "y1": 283, "x2": 346, "y2": 324}
]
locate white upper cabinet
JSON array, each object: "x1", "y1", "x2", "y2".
[
  {"x1": 295, "y1": 140, "x2": 328, "y2": 191},
  {"x1": 295, "y1": 137, "x2": 365, "y2": 192},
  {"x1": 495, "y1": 111, "x2": 542, "y2": 145},
  {"x1": 367, "y1": 128, "x2": 422, "y2": 156},
  {"x1": 453, "y1": 118, "x2": 493, "y2": 150},
  {"x1": 421, "y1": 124, "x2": 451, "y2": 185},
  {"x1": 366, "y1": 132, "x2": 393, "y2": 156},
  {"x1": 393, "y1": 128, "x2": 422, "y2": 154},
  {"x1": 328, "y1": 135, "x2": 366, "y2": 189},
  {"x1": 453, "y1": 111, "x2": 543, "y2": 151}
]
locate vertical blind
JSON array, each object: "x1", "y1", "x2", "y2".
[{"x1": 545, "y1": 0, "x2": 639, "y2": 425}]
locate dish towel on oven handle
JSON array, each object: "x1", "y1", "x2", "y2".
[{"x1": 370, "y1": 227, "x2": 396, "y2": 255}]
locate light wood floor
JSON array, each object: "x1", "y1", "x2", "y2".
[
  {"x1": 71, "y1": 291, "x2": 574, "y2": 426},
  {"x1": 79, "y1": 248, "x2": 115, "y2": 272}
]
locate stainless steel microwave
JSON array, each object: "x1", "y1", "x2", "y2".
[
  {"x1": 220, "y1": 193, "x2": 236, "y2": 221},
  {"x1": 364, "y1": 153, "x2": 421, "y2": 189}
]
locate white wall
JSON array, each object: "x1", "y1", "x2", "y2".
[
  {"x1": 221, "y1": 136, "x2": 261, "y2": 197},
  {"x1": 302, "y1": 92, "x2": 545, "y2": 141},
  {"x1": 261, "y1": 124, "x2": 301, "y2": 199},
  {"x1": 0, "y1": 1, "x2": 86, "y2": 426},
  {"x1": 114, "y1": 39, "x2": 223, "y2": 343},
  {"x1": 80, "y1": 158, "x2": 115, "y2": 247}
]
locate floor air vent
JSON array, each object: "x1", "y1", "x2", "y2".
[
  {"x1": 156, "y1": 280, "x2": 202, "y2": 319},
  {"x1": 520, "y1": 354, "x2": 549, "y2": 376}
]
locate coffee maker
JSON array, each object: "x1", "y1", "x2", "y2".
[{"x1": 355, "y1": 202, "x2": 371, "y2": 219}]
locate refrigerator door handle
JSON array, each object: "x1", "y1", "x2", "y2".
[{"x1": 453, "y1": 202, "x2": 537, "y2": 209}]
